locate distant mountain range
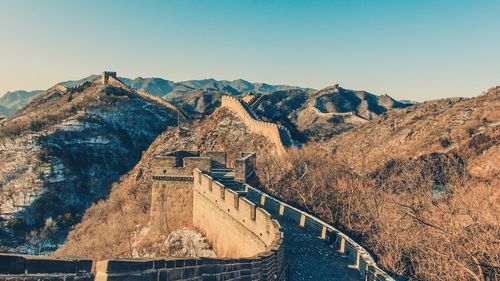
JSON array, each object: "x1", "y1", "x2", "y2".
[
  {"x1": 0, "y1": 90, "x2": 43, "y2": 115},
  {"x1": 0, "y1": 74, "x2": 417, "y2": 143},
  {"x1": 57, "y1": 75, "x2": 313, "y2": 98},
  {"x1": 250, "y1": 84, "x2": 412, "y2": 141},
  {"x1": 0, "y1": 75, "x2": 314, "y2": 116}
]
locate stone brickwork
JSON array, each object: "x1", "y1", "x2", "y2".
[
  {"x1": 150, "y1": 151, "x2": 213, "y2": 233},
  {"x1": 152, "y1": 151, "x2": 211, "y2": 178},
  {"x1": 203, "y1": 151, "x2": 227, "y2": 167},
  {"x1": 150, "y1": 180, "x2": 194, "y2": 233},
  {"x1": 234, "y1": 152, "x2": 256, "y2": 183},
  {"x1": 94, "y1": 253, "x2": 285, "y2": 281},
  {"x1": 220, "y1": 96, "x2": 291, "y2": 156},
  {"x1": 0, "y1": 253, "x2": 93, "y2": 281},
  {"x1": 192, "y1": 169, "x2": 280, "y2": 258}
]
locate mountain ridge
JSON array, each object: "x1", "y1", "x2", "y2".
[{"x1": 0, "y1": 78, "x2": 180, "y2": 253}]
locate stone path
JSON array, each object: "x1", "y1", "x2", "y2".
[
  {"x1": 210, "y1": 168, "x2": 362, "y2": 281},
  {"x1": 276, "y1": 212, "x2": 361, "y2": 281}
]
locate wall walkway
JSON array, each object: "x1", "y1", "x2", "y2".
[
  {"x1": 243, "y1": 185, "x2": 394, "y2": 281},
  {"x1": 220, "y1": 96, "x2": 292, "y2": 156}
]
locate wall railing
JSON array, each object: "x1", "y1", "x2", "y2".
[{"x1": 243, "y1": 184, "x2": 395, "y2": 281}]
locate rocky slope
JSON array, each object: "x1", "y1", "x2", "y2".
[
  {"x1": 252, "y1": 84, "x2": 411, "y2": 141},
  {"x1": 328, "y1": 86, "x2": 500, "y2": 179},
  {"x1": 0, "y1": 79, "x2": 179, "y2": 253},
  {"x1": 169, "y1": 89, "x2": 225, "y2": 117},
  {"x1": 56, "y1": 107, "x2": 276, "y2": 260}
]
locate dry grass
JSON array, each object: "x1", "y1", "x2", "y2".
[
  {"x1": 257, "y1": 88, "x2": 500, "y2": 280},
  {"x1": 258, "y1": 143, "x2": 499, "y2": 280}
]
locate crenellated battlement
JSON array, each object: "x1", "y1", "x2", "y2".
[
  {"x1": 193, "y1": 169, "x2": 282, "y2": 257},
  {"x1": 152, "y1": 150, "x2": 212, "y2": 179},
  {"x1": 221, "y1": 95, "x2": 292, "y2": 155},
  {"x1": 100, "y1": 71, "x2": 117, "y2": 85}
]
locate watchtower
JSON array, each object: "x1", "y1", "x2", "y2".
[
  {"x1": 150, "y1": 151, "x2": 225, "y2": 233},
  {"x1": 149, "y1": 150, "x2": 255, "y2": 233},
  {"x1": 101, "y1": 71, "x2": 117, "y2": 85}
]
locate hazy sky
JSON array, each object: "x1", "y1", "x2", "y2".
[{"x1": 1, "y1": 0, "x2": 499, "y2": 101}]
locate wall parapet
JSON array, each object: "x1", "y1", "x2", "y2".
[
  {"x1": 221, "y1": 95, "x2": 291, "y2": 156},
  {"x1": 95, "y1": 254, "x2": 285, "y2": 281},
  {"x1": 0, "y1": 253, "x2": 94, "y2": 280},
  {"x1": 243, "y1": 184, "x2": 396, "y2": 281},
  {"x1": 192, "y1": 168, "x2": 285, "y2": 279},
  {"x1": 194, "y1": 169, "x2": 281, "y2": 250},
  {"x1": 152, "y1": 151, "x2": 212, "y2": 178},
  {"x1": 235, "y1": 152, "x2": 256, "y2": 182}
]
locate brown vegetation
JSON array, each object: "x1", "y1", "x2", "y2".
[{"x1": 257, "y1": 88, "x2": 500, "y2": 281}]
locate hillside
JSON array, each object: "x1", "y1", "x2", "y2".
[
  {"x1": 56, "y1": 107, "x2": 276, "y2": 260},
  {"x1": 55, "y1": 85, "x2": 499, "y2": 279},
  {"x1": 328, "y1": 86, "x2": 500, "y2": 179},
  {"x1": 0, "y1": 78, "x2": 179, "y2": 254},
  {"x1": 169, "y1": 89, "x2": 224, "y2": 117},
  {"x1": 252, "y1": 84, "x2": 411, "y2": 141},
  {"x1": 256, "y1": 87, "x2": 499, "y2": 280}
]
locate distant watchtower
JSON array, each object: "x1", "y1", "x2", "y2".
[{"x1": 101, "y1": 71, "x2": 117, "y2": 85}]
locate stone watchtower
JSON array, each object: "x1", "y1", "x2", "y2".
[
  {"x1": 101, "y1": 71, "x2": 117, "y2": 85},
  {"x1": 150, "y1": 151, "x2": 213, "y2": 233},
  {"x1": 149, "y1": 151, "x2": 256, "y2": 234}
]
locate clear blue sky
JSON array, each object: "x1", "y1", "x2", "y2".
[{"x1": 1, "y1": 0, "x2": 499, "y2": 101}]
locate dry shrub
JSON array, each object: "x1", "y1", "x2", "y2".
[
  {"x1": 257, "y1": 143, "x2": 500, "y2": 281},
  {"x1": 55, "y1": 171, "x2": 152, "y2": 260}
]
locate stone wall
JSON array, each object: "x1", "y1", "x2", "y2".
[
  {"x1": 150, "y1": 180, "x2": 193, "y2": 233},
  {"x1": 243, "y1": 184, "x2": 395, "y2": 281},
  {"x1": 221, "y1": 96, "x2": 290, "y2": 156},
  {"x1": 234, "y1": 152, "x2": 256, "y2": 183},
  {"x1": 150, "y1": 152, "x2": 213, "y2": 232},
  {"x1": 93, "y1": 168, "x2": 285, "y2": 281},
  {"x1": 94, "y1": 253, "x2": 285, "y2": 281},
  {"x1": 202, "y1": 151, "x2": 227, "y2": 167},
  {"x1": 101, "y1": 71, "x2": 117, "y2": 85},
  {"x1": 192, "y1": 169, "x2": 280, "y2": 258},
  {"x1": 0, "y1": 254, "x2": 94, "y2": 281}
]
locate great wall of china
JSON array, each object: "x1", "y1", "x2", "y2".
[
  {"x1": 220, "y1": 96, "x2": 292, "y2": 156},
  {"x1": 0, "y1": 73, "x2": 394, "y2": 281}
]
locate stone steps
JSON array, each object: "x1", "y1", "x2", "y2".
[{"x1": 210, "y1": 167, "x2": 246, "y2": 191}]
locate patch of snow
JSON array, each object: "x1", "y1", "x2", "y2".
[{"x1": 47, "y1": 160, "x2": 65, "y2": 183}]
